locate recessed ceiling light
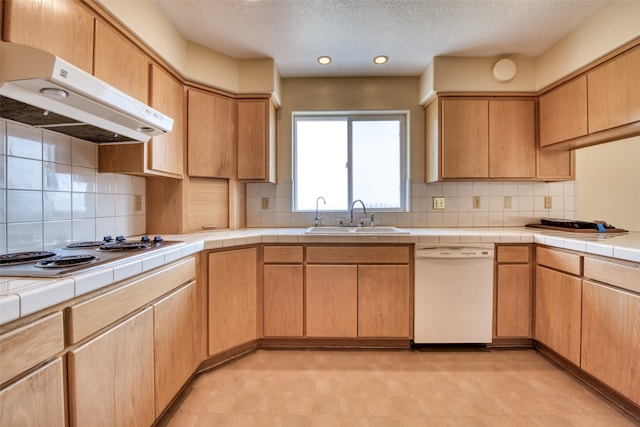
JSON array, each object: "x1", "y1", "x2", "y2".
[
  {"x1": 317, "y1": 56, "x2": 332, "y2": 65},
  {"x1": 373, "y1": 55, "x2": 388, "y2": 65}
]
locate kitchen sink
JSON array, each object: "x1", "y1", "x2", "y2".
[{"x1": 305, "y1": 226, "x2": 409, "y2": 235}]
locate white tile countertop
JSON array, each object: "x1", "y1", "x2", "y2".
[{"x1": 1, "y1": 227, "x2": 639, "y2": 326}]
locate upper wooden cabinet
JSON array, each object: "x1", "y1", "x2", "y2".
[
  {"x1": 539, "y1": 43, "x2": 640, "y2": 149},
  {"x1": 93, "y1": 20, "x2": 148, "y2": 103},
  {"x1": 187, "y1": 88, "x2": 235, "y2": 178},
  {"x1": 99, "y1": 64, "x2": 185, "y2": 178},
  {"x1": 428, "y1": 97, "x2": 537, "y2": 180},
  {"x1": 236, "y1": 98, "x2": 277, "y2": 182},
  {"x1": 3, "y1": 0, "x2": 94, "y2": 73}
]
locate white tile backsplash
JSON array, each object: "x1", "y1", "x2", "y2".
[
  {"x1": 0, "y1": 120, "x2": 146, "y2": 254},
  {"x1": 246, "y1": 179, "x2": 579, "y2": 228}
]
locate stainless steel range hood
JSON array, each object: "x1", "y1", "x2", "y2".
[{"x1": 0, "y1": 42, "x2": 173, "y2": 143}]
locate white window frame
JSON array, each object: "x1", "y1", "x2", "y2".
[{"x1": 292, "y1": 110, "x2": 409, "y2": 212}]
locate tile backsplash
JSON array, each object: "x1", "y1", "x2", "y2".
[
  {"x1": 247, "y1": 179, "x2": 578, "y2": 228},
  {"x1": 0, "y1": 120, "x2": 145, "y2": 254}
]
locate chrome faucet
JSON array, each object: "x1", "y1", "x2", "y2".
[
  {"x1": 350, "y1": 199, "x2": 367, "y2": 226},
  {"x1": 314, "y1": 196, "x2": 326, "y2": 226}
]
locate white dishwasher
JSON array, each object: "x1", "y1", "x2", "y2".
[{"x1": 413, "y1": 244, "x2": 494, "y2": 345}]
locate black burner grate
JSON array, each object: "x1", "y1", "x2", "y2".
[
  {"x1": 0, "y1": 251, "x2": 56, "y2": 266},
  {"x1": 35, "y1": 255, "x2": 99, "y2": 268}
]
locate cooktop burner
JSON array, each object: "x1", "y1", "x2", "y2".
[
  {"x1": 0, "y1": 251, "x2": 56, "y2": 266},
  {"x1": 64, "y1": 236, "x2": 116, "y2": 249},
  {"x1": 35, "y1": 254, "x2": 99, "y2": 268},
  {"x1": 98, "y1": 242, "x2": 151, "y2": 251}
]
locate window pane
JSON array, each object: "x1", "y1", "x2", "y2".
[
  {"x1": 352, "y1": 120, "x2": 401, "y2": 209},
  {"x1": 295, "y1": 119, "x2": 348, "y2": 211}
]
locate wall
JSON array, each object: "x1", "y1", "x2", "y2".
[
  {"x1": 246, "y1": 76, "x2": 576, "y2": 228},
  {"x1": 0, "y1": 119, "x2": 146, "y2": 253}
]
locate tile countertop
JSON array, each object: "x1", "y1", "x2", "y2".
[{"x1": 1, "y1": 227, "x2": 639, "y2": 326}]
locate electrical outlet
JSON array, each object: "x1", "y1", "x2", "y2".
[
  {"x1": 473, "y1": 196, "x2": 481, "y2": 209},
  {"x1": 432, "y1": 197, "x2": 445, "y2": 210},
  {"x1": 504, "y1": 196, "x2": 512, "y2": 209},
  {"x1": 261, "y1": 197, "x2": 270, "y2": 210},
  {"x1": 134, "y1": 195, "x2": 142, "y2": 212},
  {"x1": 544, "y1": 196, "x2": 552, "y2": 209}
]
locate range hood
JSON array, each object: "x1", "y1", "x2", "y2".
[{"x1": 0, "y1": 42, "x2": 173, "y2": 143}]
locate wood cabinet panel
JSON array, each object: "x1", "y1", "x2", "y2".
[
  {"x1": 188, "y1": 89, "x2": 235, "y2": 178},
  {"x1": 534, "y1": 266, "x2": 582, "y2": 365},
  {"x1": 488, "y1": 99, "x2": 535, "y2": 178},
  {"x1": 539, "y1": 76, "x2": 588, "y2": 146},
  {"x1": 496, "y1": 264, "x2": 531, "y2": 337},
  {"x1": 584, "y1": 256, "x2": 640, "y2": 294},
  {"x1": 4, "y1": 0, "x2": 94, "y2": 73},
  {"x1": 263, "y1": 265, "x2": 304, "y2": 337},
  {"x1": 357, "y1": 265, "x2": 411, "y2": 338},
  {"x1": 208, "y1": 248, "x2": 258, "y2": 355},
  {"x1": 306, "y1": 246, "x2": 410, "y2": 264},
  {"x1": 0, "y1": 312, "x2": 64, "y2": 385},
  {"x1": 237, "y1": 98, "x2": 276, "y2": 182},
  {"x1": 187, "y1": 177, "x2": 229, "y2": 231},
  {"x1": 153, "y1": 281, "x2": 200, "y2": 416},
  {"x1": 588, "y1": 45, "x2": 640, "y2": 133},
  {"x1": 264, "y1": 246, "x2": 304, "y2": 263},
  {"x1": 0, "y1": 358, "x2": 65, "y2": 427},
  {"x1": 68, "y1": 308, "x2": 155, "y2": 427},
  {"x1": 441, "y1": 99, "x2": 489, "y2": 178},
  {"x1": 581, "y1": 280, "x2": 640, "y2": 406},
  {"x1": 496, "y1": 245, "x2": 530, "y2": 263},
  {"x1": 305, "y1": 265, "x2": 358, "y2": 337},
  {"x1": 94, "y1": 20, "x2": 148, "y2": 103},
  {"x1": 536, "y1": 147, "x2": 575, "y2": 181},
  {"x1": 536, "y1": 246, "x2": 582, "y2": 276}
]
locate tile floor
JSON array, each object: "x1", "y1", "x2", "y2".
[{"x1": 158, "y1": 348, "x2": 639, "y2": 427}]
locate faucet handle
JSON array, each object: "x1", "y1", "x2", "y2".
[{"x1": 370, "y1": 213, "x2": 375, "y2": 227}]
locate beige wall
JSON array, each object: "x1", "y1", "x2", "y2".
[{"x1": 278, "y1": 77, "x2": 424, "y2": 181}]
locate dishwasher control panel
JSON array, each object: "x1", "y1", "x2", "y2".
[{"x1": 415, "y1": 244, "x2": 494, "y2": 259}]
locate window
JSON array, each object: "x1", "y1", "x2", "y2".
[{"x1": 293, "y1": 112, "x2": 408, "y2": 212}]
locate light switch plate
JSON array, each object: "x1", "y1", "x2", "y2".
[
  {"x1": 544, "y1": 196, "x2": 552, "y2": 209},
  {"x1": 261, "y1": 197, "x2": 270, "y2": 210},
  {"x1": 473, "y1": 196, "x2": 481, "y2": 209}
]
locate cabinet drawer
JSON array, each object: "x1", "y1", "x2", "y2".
[
  {"x1": 584, "y1": 257, "x2": 640, "y2": 294},
  {"x1": 306, "y1": 246, "x2": 410, "y2": 264},
  {"x1": 67, "y1": 257, "x2": 196, "y2": 344},
  {"x1": 0, "y1": 312, "x2": 64, "y2": 385},
  {"x1": 497, "y1": 245, "x2": 530, "y2": 263},
  {"x1": 264, "y1": 246, "x2": 303, "y2": 263},
  {"x1": 536, "y1": 246, "x2": 581, "y2": 276}
]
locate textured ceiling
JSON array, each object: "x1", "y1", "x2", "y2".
[{"x1": 155, "y1": 0, "x2": 611, "y2": 77}]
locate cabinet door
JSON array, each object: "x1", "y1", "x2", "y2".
[
  {"x1": 153, "y1": 281, "x2": 200, "y2": 416},
  {"x1": 358, "y1": 265, "x2": 410, "y2": 338},
  {"x1": 4, "y1": 0, "x2": 94, "y2": 73},
  {"x1": 582, "y1": 280, "x2": 640, "y2": 406},
  {"x1": 441, "y1": 99, "x2": 489, "y2": 178},
  {"x1": 263, "y1": 265, "x2": 304, "y2": 337},
  {"x1": 306, "y1": 265, "x2": 357, "y2": 337},
  {"x1": 539, "y1": 76, "x2": 588, "y2": 146},
  {"x1": 489, "y1": 99, "x2": 535, "y2": 178},
  {"x1": 495, "y1": 264, "x2": 531, "y2": 337},
  {"x1": 0, "y1": 358, "x2": 65, "y2": 427},
  {"x1": 94, "y1": 20, "x2": 148, "y2": 103},
  {"x1": 208, "y1": 248, "x2": 258, "y2": 355},
  {"x1": 149, "y1": 64, "x2": 185, "y2": 177},
  {"x1": 588, "y1": 46, "x2": 640, "y2": 133},
  {"x1": 188, "y1": 89, "x2": 235, "y2": 177},
  {"x1": 237, "y1": 98, "x2": 276, "y2": 182},
  {"x1": 68, "y1": 308, "x2": 155, "y2": 427},
  {"x1": 534, "y1": 266, "x2": 582, "y2": 365},
  {"x1": 536, "y1": 148, "x2": 574, "y2": 181}
]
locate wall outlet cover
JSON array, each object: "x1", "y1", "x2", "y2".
[
  {"x1": 262, "y1": 197, "x2": 270, "y2": 210},
  {"x1": 432, "y1": 197, "x2": 445, "y2": 210},
  {"x1": 473, "y1": 196, "x2": 481, "y2": 209},
  {"x1": 544, "y1": 196, "x2": 552, "y2": 209}
]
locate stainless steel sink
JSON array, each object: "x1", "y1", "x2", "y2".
[{"x1": 305, "y1": 226, "x2": 409, "y2": 235}]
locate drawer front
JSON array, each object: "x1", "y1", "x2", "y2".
[
  {"x1": 536, "y1": 246, "x2": 581, "y2": 275},
  {"x1": 263, "y1": 245, "x2": 303, "y2": 263},
  {"x1": 306, "y1": 246, "x2": 410, "y2": 264},
  {"x1": 0, "y1": 312, "x2": 64, "y2": 385},
  {"x1": 67, "y1": 257, "x2": 196, "y2": 344},
  {"x1": 584, "y1": 257, "x2": 640, "y2": 294},
  {"x1": 497, "y1": 245, "x2": 530, "y2": 263}
]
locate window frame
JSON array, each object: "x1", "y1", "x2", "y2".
[{"x1": 292, "y1": 110, "x2": 410, "y2": 213}]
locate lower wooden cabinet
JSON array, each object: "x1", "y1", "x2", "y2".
[
  {"x1": 208, "y1": 248, "x2": 258, "y2": 355},
  {"x1": 306, "y1": 265, "x2": 358, "y2": 337},
  {"x1": 581, "y1": 280, "x2": 640, "y2": 406},
  {"x1": 68, "y1": 308, "x2": 155, "y2": 427},
  {"x1": 494, "y1": 245, "x2": 532, "y2": 338},
  {"x1": 263, "y1": 265, "x2": 304, "y2": 337},
  {"x1": 0, "y1": 358, "x2": 65, "y2": 427},
  {"x1": 534, "y1": 265, "x2": 582, "y2": 365},
  {"x1": 153, "y1": 281, "x2": 201, "y2": 416}
]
